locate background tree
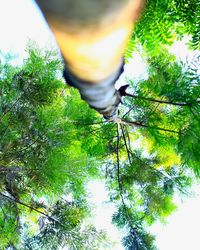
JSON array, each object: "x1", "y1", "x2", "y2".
[
  {"x1": 0, "y1": 47, "x2": 109, "y2": 249},
  {"x1": 106, "y1": 49, "x2": 199, "y2": 249}
]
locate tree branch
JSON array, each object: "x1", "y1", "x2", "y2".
[
  {"x1": 189, "y1": 106, "x2": 200, "y2": 123},
  {"x1": 115, "y1": 124, "x2": 142, "y2": 246},
  {"x1": 124, "y1": 125, "x2": 131, "y2": 153},
  {"x1": 125, "y1": 92, "x2": 200, "y2": 106},
  {"x1": 122, "y1": 98, "x2": 163, "y2": 119},
  {"x1": 0, "y1": 97, "x2": 21, "y2": 123},
  {"x1": 121, "y1": 119, "x2": 179, "y2": 134},
  {"x1": 72, "y1": 121, "x2": 106, "y2": 126},
  {"x1": 0, "y1": 192, "x2": 62, "y2": 226},
  {"x1": 120, "y1": 124, "x2": 132, "y2": 165},
  {"x1": 116, "y1": 124, "x2": 128, "y2": 212}
]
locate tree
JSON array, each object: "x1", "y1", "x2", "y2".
[
  {"x1": 0, "y1": 2, "x2": 199, "y2": 249},
  {"x1": 1, "y1": 44, "x2": 199, "y2": 250},
  {"x1": 0, "y1": 47, "x2": 109, "y2": 249},
  {"x1": 105, "y1": 49, "x2": 199, "y2": 249},
  {"x1": 22, "y1": 199, "x2": 108, "y2": 250}
]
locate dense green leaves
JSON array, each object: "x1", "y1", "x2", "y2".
[
  {"x1": 125, "y1": 0, "x2": 200, "y2": 59},
  {"x1": 23, "y1": 200, "x2": 108, "y2": 250},
  {"x1": 0, "y1": 47, "x2": 108, "y2": 249},
  {"x1": 0, "y1": 45, "x2": 199, "y2": 250}
]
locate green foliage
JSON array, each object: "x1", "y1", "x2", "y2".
[
  {"x1": 104, "y1": 46, "x2": 198, "y2": 248},
  {"x1": 124, "y1": 50, "x2": 200, "y2": 176},
  {"x1": 125, "y1": 0, "x2": 200, "y2": 59},
  {"x1": 0, "y1": 9, "x2": 199, "y2": 248},
  {"x1": 22, "y1": 200, "x2": 108, "y2": 250},
  {"x1": 0, "y1": 47, "x2": 108, "y2": 249}
]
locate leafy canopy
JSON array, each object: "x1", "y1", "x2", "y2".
[{"x1": 0, "y1": 1, "x2": 200, "y2": 249}]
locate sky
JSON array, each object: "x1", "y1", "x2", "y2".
[
  {"x1": 0, "y1": 1, "x2": 200, "y2": 249},
  {"x1": 0, "y1": 0, "x2": 56, "y2": 63}
]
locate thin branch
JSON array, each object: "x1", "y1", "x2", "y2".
[
  {"x1": 124, "y1": 125, "x2": 131, "y2": 153},
  {"x1": 20, "y1": 137, "x2": 41, "y2": 153},
  {"x1": 0, "y1": 122, "x2": 11, "y2": 138},
  {"x1": 121, "y1": 119, "x2": 179, "y2": 134},
  {"x1": 129, "y1": 151, "x2": 186, "y2": 195},
  {"x1": 141, "y1": 102, "x2": 162, "y2": 124},
  {"x1": 0, "y1": 165, "x2": 24, "y2": 173},
  {"x1": 189, "y1": 106, "x2": 200, "y2": 123},
  {"x1": 125, "y1": 92, "x2": 200, "y2": 106},
  {"x1": 0, "y1": 207, "x2": 7, "y2": 228},
  {"x1": 0, "y1": 166, "x2": 41, "y2": 174},
  {"x1": 0, "y1": 192, "x2": 62, "y2": 226},
  {"x1": 0, "y1": 97, "x2": 21, "y2": 123},
  {"x1": 122, "y1": 106, "x2": 136, "y2": 118},
  {"x1": 115, "y1": 124, "x2": 141, "y2": 246},
  {"x1": 120, "y1": 124, "x2": 132, "y2": 165},
  {"x1": 72, "y1": 121, "x2": 106, "y2": 126},
  {"x1": 122, "y1": 96, "x2": 161, "y2": 120},
  {"x1": 116, "y1": 123, "x2": 127, "y2": 211}
]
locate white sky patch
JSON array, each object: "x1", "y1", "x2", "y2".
[
  {"x1": 150, "y1": 185, "x2": 200, "y2": 250},
  {"x1": 116, "y1": 52, "x2": 148, "y2": 89},
  {"x1": 0, "y1": 1, "x2": 200, "y2": 249},
  {"x1": 87, "y1": 181, "x2": 124, "y2": 250},
  {"x1": 0, "y1": 0, "x2": 57, "y2": 64},
  {"x1": 170, "y1": 36, "x2": 199, "y2": 63}
]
